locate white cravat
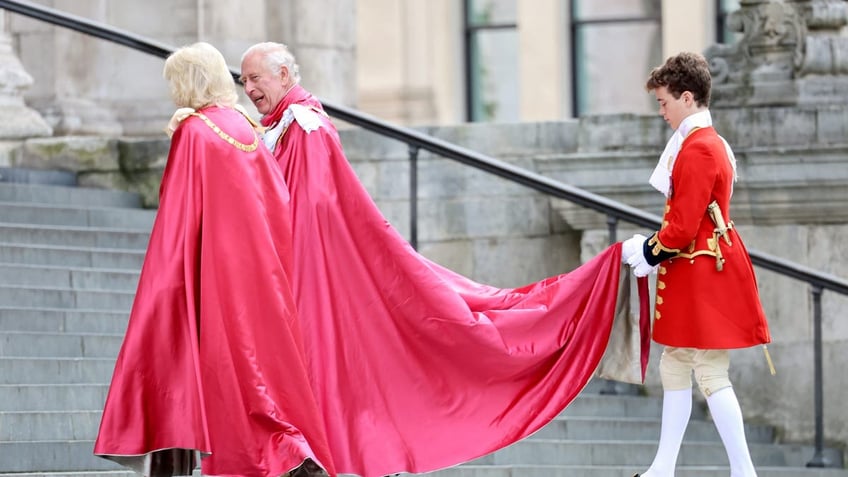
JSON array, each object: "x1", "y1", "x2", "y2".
[{"x1": 649, "y1": 110, "x2": 737, "y2": 197}]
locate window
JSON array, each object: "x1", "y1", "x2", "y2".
[
  {"x1": 716, "y1": 0, "x2": 741, "y2": 43},
  {"x1": 464, "y1": 0, "x2": 518, "y2": 122},
  {"x1": 570, "y1": 0, "x2": 662, "y2": 116}
]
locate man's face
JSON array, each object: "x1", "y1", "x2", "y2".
[
  {"x1": 653, "y1": 86, "x2": 690, "y2": 131},
  {"x1": 240, "y1": 52, "x2": 289, "y2": 115}
]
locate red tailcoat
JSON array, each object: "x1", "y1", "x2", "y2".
[
  {"x1": 265, "y1": 86, "x2": 645, "y2": 477},
  {"x1": 650, "y1": 127, "x2": 770, "y2": 349},
  {"x1": 94, "y1": 106, "x2": 336, "y2": 476}
]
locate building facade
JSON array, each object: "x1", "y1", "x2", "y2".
[
  {"x1": 3, "y1": 0, "x2": 735, "y2": 135},
  {"x1": 2, "y1": 0, "x2": 848, "y2": 458}
]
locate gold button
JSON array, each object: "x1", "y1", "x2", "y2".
[
  {"x1": 658, "y1": 266, "x2": 667, "y2": 275},
  {"x1": 657, "y1": 280, "x2": 666, "y2": 290},
  {"x1": 655, "y1": 310, "x2": 661, "y2": 320},
  {"x1": 656, "y1": 296, "x2": 663, "y2": 305}
]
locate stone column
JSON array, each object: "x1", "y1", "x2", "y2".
[
  {"x1": 264, "y1": 0, "x2": 357, "y2": 107},
  {"x1": 11, "y1": 0, "x2": 122, "y2": 136},
  {"x1": 518, "y1": 0, "x2": 567, "y2": 121},
  {"x1": 0, "y1": 10, "x2": 51, "y2": 141}
]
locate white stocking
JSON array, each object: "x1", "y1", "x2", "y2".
[
  {"x1": 638, "y1": 388, "x2": 692, "y2": 477},
  {"x1": 707, "y1": 387, "x2": 758, "y2": 477}
]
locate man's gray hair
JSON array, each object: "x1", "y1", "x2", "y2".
[{"x1": 242, "y1": 42, "x2": 301, "y2": 83}]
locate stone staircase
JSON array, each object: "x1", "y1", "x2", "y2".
[
  {"x1": 0, "y1": 175, "x2": 152, "y2": 475},
  {"x1": 0, "y1": 176, "x2": 845, "y2": 477}
]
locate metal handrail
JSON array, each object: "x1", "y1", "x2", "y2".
[
  {"x1": 324, "y1": 101, "x2": 848, "y2": 294},
  {"x1": 2, "y1": 0, "x2": 846, "y2": 295},
  {"x1": 1, "y1": 0, "x2": 846, "y2": 467}
]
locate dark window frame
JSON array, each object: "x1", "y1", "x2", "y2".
[
  {"x1": 716, "y1": 0, "x2": 741, "y2": 43},
  {"x1": 463, "y1": 0, "x2": 518, "y2": 122},
  {"x1": 569, "y1": 2, "x2": 661, "y2": 117}
]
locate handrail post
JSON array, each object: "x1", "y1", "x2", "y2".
[
  {"x1": 599, "y1": 214, "x2": 620, "y2": 395},
  {"x1": 806, "y1": 284, "x2": 830, "y2": 467},
  {"x1": 408, "y1": 145, "x2": 420, "y2": 250},
  {"x1": 606, "y1": 215, "x2": 618, "y2": 245}
]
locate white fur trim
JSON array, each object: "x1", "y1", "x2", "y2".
[
  {"x1": 165, "y1": 107, "x2": 196, "y2": 138},
  {"x1": 290, "y1": 104, "x2": 323, "y2": 133}
]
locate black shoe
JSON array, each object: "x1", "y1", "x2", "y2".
[{"x1": 289, "y1": 459, "x2": 328, "y2": 477}]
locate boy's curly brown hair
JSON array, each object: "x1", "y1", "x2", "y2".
[{"x1": 645, "y1": 52, "x2": 712, "y2": 107}]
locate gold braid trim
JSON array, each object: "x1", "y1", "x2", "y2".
[
  {"x1": 647, "y1": 234, "x2": 680, "y2": 258},
  {"x1": 191, "y1": 112, "x2": 259, "y2": 152},
  {"x1": 676, "y1": 249, "x2": 718, "y2": 260}
]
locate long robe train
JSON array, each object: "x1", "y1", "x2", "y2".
[{"x1": 273, "y1": 85, "x2": 648, "y2": 477}]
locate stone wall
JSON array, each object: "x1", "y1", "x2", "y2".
[
  {"x1": 6, "y1": 108, "x2": 848, "y2": 453},
  {"x1": 6, "y1": 0, "x2": 356, "y2": 137}
]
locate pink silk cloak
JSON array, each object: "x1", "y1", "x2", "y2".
[
  {"x1": 93, "y1": 106, "x2": 336, "y2": 477},
  {"x1": 271, "y1": 86, "x2": 636, "y2": 477}
]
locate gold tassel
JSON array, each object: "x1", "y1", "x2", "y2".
[{"x1": 763, "y1": 345, "x2": 776, "y2": 375}]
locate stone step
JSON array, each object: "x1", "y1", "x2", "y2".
[
  {"x1": 0, "y1": 263, "x2": 139, "y2": 291},
  {"x1": 0, "y1": 384, "x2": 109, "y2": 411},
  {"x1": 0, "y1": 308, "x2": 128, "y2": 334},
  {"x1": 0, "y1": 331, "x2": 123, "y2": 358},
  {"x1": 0, "y1": 357, "x2": 116, "y2": 385},
  {"x1": 533, "y1": 415, "x2": 774, "y2": 443},
  {"x1": 0, "y1": 440, "x2": 123, "y2": 472},
  {"x1": 0, "y1": 285, "x2": 134, "y2": 311},
  {"x1": 0, "y1": 202, "x2": 154, "y2": 229},
  {"x1": 0, "y1": 410, "x2": 102, "y2": 441},
  {"x1": 0, "y1": 440, "x2": 842, "y2": 475},
  {"x1": 0, "y1": 473, "x2": 138, "y2": 477},
  {"x1": 0, "y1": 167, "x2": 77, "y2": 187},
  {"x1": 562, "y1": 392, "x2": 707, "y2": 420},
  {"x1": 1, "y1": 468, "x2": 846, "y2": 477},
  {"x1": 0, "y1": 243, "x2": 144, "y2": 270},
  {"x1": 421, "y1": 464, "x2": 848, "y2": 477},
  {"x1": 469, "y1": 439, "x2": 844, "y2": 468},
  {"x1": 0, "y1": 182, "x2": 142, "y2": 208},
  {"x1": 0, "y1": 223, "x2": 149, "y2": 249},
  {"x1": 0, "y1": 410, "x2": 774, "y2": 447}
]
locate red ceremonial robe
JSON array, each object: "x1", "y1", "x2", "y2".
[
  {"x1": 94, "y1": 106, "x2": 336, "y2": 477},
  {"x1": 265, "y1": 86, "x2": 641, "y2": 477}
]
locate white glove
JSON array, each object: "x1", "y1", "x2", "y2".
[
  {"x1": 621, "y1": 234, "x2": 647, "y2": 264},
  {"x1": 626, "y1": 248, "x2": 658, "y2": 277}
]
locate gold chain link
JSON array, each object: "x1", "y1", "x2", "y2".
[{"x1": 191, "y1": 112, "x2": 259, "y2": 152}]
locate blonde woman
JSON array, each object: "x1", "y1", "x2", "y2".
[{"x1": 94, "y1": 42, "x2": 334, "y2": 477}]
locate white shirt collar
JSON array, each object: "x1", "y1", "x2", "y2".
[{"x1": 649, "y1": 110, "x2": 715, "y2": 197}]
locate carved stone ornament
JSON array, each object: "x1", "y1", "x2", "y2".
[
  {"x1": 705, "y1": 0, "x2": 848, "y2": 107},
  {"x1": 0, "y1": 11, "x2": 51, "y2": 139}
]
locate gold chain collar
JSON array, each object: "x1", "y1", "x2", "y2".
[{"x1": 191, "y1": 112, "x2": 259, "y2": 152}]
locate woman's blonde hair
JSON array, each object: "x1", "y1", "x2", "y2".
[{"x1": 163, "y1": 42, "x2": 238, "y2": 109}]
